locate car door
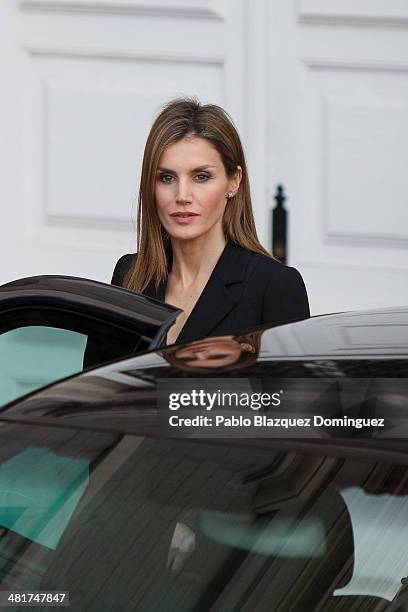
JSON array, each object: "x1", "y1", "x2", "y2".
[{"x1": 0, "y1": 275, "x2": 180, "y2": 407}]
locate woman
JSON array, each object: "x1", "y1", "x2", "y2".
[{"x1": 112, "y1": 97, "x2": 310, "y2": 345}]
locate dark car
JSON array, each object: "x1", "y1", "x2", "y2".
[{"x1": 0, "y1": 302, "x2": 407, "y2": 611}]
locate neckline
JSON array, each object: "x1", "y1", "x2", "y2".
[{"x1": 164, "y1": 241, "x2": 231, "y2": 345}]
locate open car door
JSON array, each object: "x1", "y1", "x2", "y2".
[{"x1": 0, "y1": 275, "x2": 180, "y2": 407}]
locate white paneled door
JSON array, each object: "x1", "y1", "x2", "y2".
[
  {"x1": 0, "y1": 0, "x2": 247, "y2": 284},
  {"x1": 268, "y1": 0, "x2": 408, "y2": 314},
  {"x1": 1, "y1": 0, "x2": 407, "y2": 317}
]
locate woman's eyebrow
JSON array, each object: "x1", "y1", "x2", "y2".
[{"x1": 157, "y1": 165, "x2": 217, "y2": 173}]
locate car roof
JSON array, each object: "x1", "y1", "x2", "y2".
[{"x1": 257, "y1": 305, "x2": 408, "y2": 360}]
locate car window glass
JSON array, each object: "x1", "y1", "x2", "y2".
[
  {"x1": 0, "y1": 315, "x2": 147, "y2": 407},
  {"x1": 0, "y1": 424, "x2": 407, "y2": 611},
  {"x1": 0, "y1": 327, "x2": 87, "y2": 406},
  {"x1": 0, "y1": 446, "x2": 89, "y2": 549}
]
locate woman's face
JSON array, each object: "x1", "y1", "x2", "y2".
[{"x1": 155, "y1": 136, "x2": 241, "y2": 242}]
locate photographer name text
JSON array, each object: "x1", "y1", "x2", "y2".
[{"x1": 168, "y1": 414, "x2": 385, "y2": 430}]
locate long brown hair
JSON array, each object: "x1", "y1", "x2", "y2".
[{"x1": 125, "y1": 97, "x2": 274, "y2": 293}]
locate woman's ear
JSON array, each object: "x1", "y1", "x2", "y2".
[{"x1": 229, "y1": 165, "x2": 242, "y2": 194}]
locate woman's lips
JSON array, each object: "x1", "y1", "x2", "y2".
[{"x1": 170, "y1": 212, "x2": 200, "y2": 224}]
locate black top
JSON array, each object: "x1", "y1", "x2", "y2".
[{"x1": 112, "y1": 241, "x2": 310, "y2": 344}]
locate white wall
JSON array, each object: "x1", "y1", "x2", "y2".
[{"x1": 1, "y1": 0, "x2": 407, "y2": 316}]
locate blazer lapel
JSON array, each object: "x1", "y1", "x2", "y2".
[
  {"x1": 142, "y1": 242, "x2": 252, "y2": 343},
  {"x1": 176, "y1": 242, "x2": 251, "y2": 343}
]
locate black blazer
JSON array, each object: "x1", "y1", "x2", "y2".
[{"x1": 111, "y1": 242, "x2": 310, "y2": 345}]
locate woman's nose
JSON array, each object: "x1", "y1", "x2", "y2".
[{"x1": 175, "y1": 179, "x2": 193, "y2": 204}]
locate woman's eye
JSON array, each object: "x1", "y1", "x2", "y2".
[
  {"x1": 195, "y1": 173, "x2": 210, "y2": 181},
  {"x1": 158, "y1": 174, "x2": 174, "y2": 183}
]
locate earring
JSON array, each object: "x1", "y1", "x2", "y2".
[{"x1": 227, "y1": 191, "x2": 235, "y2": 198}]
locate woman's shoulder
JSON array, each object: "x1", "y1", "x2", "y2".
[
  {"x1": 240, "y1": 246, "x2": 303, "y2": 282},
  {"x1": 242, "y1": 249, "x2": 310, "y2": 319},
  {"x1": 111, "y1": 252, "x2": 137, "y2": 286}
]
